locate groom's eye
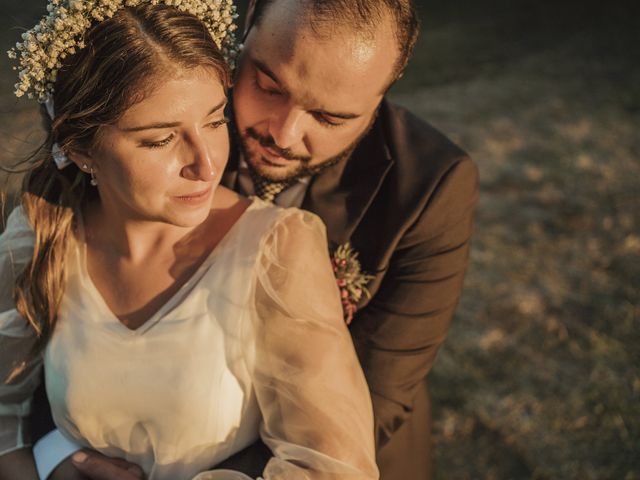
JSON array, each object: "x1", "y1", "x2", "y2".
[
  {"x1": 254, "y1": 71, "x2": 282, "y2": 97},
  {"x1": 312, "y1": 112, "x2": 344, "y2": 128}
]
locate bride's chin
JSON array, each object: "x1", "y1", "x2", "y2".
[
  {"x1": 166, "y1": 212, "x2": 211, "y2": 229},
  {"x1": 159, "y1": 203, "x2": 214, "y2": 228}
]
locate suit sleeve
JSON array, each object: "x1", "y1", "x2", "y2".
[{"x1": 350, "y1": 156, "x2": 479, "y2": 447}]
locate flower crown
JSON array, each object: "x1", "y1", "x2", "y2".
[{"x1": 7, "y1": 0, "x2": 238, "y2": 103}]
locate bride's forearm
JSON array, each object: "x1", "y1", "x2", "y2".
[{"x1": 0, "y1": 448, "x2": 39, "y2": 480}]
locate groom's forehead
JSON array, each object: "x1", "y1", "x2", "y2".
[
  {"x1": 252, "y1": 0, "x2": 383, "y2": 35},
  {"x1": 244, "y1": 2, "x2": 397, "y2": 92},
  {"x1": 250, "y1": 0, "x2": 393, "y2": 52},
  {"x1": 243, "y1": 30, "x2": 394, "y2": 111}
]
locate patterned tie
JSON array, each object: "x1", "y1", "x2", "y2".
[{"x1": 248, "y1": 168, "x2": 293, "y2": 203}]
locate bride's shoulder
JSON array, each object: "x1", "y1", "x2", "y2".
[
  {"x1": 229, "y1": 197, "x2": 327, "y2": 251},
  {"x1": 256, "y1": 205, "x2": 327, "y2": 254},
  {"x1": 0, "y1": 206, "x2": 34, "y2": 248},
  {"x1": 251, "y1": 201, "x2": 324, "y2": 234},
  {"x1": 213, "y1": 185, "x2": 251, "y2": 209},
  {"x1": 0, "y1": 207, "x2": 35, "y2": 283},
  {"x1": 277, "y1": 207, "x2": 324, "y2": 232}
]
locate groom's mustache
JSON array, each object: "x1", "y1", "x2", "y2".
[{"x1": 245, "y1": 127, "x2": 311, "y2": 163}]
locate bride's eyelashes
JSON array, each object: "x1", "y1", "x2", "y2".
[
  {"x1": 139, "y1": 118, "x2": 230, "y2": 150},
  {"x1": 141, "y1": 134, "x2": 175, "y2": 149},
  {"x1": 208, "y1": 117, "x2": 230, "y2": 129}
]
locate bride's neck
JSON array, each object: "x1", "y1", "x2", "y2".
[{"x1": 83, "y1": 202, "x2": 200, "y2": 263}]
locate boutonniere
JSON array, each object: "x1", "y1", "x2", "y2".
[{"x1": 331, "y1": 242, "x2": 374, "y2": 325}]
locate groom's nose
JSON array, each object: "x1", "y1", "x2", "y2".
[{"x1": 268, "y1": 105, "x2": 306, "y2": 150}]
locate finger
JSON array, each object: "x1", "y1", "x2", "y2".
[
  {"x1": 72, "y1": 451, "x2": 145, "y2": 480},
  {"x1": 99, "y1": 455, "x2": 145, "y2": 476},
  {"x1": 126, "y1": 463, "x2": 146, "y2": 478},
  {"x1": 95, "y1": 456, "x2": 145, "y2": 478}
]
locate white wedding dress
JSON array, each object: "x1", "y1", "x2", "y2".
[{"x1": 0, "y1": 198, "x2": 378, "y2": 480}]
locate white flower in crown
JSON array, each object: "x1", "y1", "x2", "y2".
[{"x1": 7, "y1": 0, "x2": 238, "y2": 103}]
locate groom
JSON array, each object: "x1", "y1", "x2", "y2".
[
  {"x1": 40, "y1": 0, "x2": 478, "y2": 478},
  {"x1": 217, "y1": 1, "x2": 478, "y2": 478}
]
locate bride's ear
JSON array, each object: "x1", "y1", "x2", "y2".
[
  {"x1": 67, "y1": 149, "x2": 94, "y2": 174},
  {"x1": 243, "y1": 0, "x2": 258, "y2": 42}
]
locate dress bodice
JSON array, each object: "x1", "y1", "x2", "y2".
[
  {"x1": 0, "y1": 200, "x2": 378, "y2": 480},
  {"x1": 46, "y1": 199, "x2": 281, "y2": 479}
]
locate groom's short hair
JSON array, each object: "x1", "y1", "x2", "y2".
[{"x1": 250, "y1": 0, "x2": 420, "y2": 83}]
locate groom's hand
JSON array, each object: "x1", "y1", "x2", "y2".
[{"x1": 50, "y1": 450, "x2": 145, "y2": 480}]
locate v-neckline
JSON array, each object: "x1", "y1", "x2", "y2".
[{"x1": 75, "y1": 198, "x2": 258, "y2": 336}]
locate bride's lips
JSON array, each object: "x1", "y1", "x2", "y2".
[{"x1": 174, "y1": 186, "x2": 213, "y2": 204}]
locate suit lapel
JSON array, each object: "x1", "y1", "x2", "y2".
[{"x1": 302, "y1": 114, "x2": 394, "y2": 248}]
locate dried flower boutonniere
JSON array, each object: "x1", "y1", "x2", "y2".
[{"x1": 331, "y1": 242, "x2": 374, "y2": 325}]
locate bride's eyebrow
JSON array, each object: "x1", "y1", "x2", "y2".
[{"x1": 121, "y1": 100, "x2": 228, "y2": 132}]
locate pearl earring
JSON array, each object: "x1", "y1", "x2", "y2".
[{"x1": 90, "y1": 167, "x2": 98, "y2": 186}]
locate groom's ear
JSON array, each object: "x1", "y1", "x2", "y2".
[{"x1": 243, "y1": 0, "x2": 258, "y2": 41}]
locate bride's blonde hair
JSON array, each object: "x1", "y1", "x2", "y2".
[{"x1": 7, "y1": 3, "x2": 231, "y2": 380}]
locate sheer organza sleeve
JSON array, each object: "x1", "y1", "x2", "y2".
[
  {"x1": 247, "y1": 209, "x2": 378, "y2": 480},
  {"x1": 0, "y1": 207, "x2": 41, "y2": 456}
]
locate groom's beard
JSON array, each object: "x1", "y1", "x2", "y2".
[{"x1": 238, "y1": 113, "x2": 377, "y2": 183}]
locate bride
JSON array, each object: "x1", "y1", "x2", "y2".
[{"x1": 0, "y1": 1, "x2": 378, "y2": 479}]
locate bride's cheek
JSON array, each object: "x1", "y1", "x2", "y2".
[{"x1": 161, "y1": 153, "x2": 185, "y2": 178}]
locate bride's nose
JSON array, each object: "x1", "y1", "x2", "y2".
[{"x1": 181, "y1": 133, "x2": 216, "y2": 182}]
